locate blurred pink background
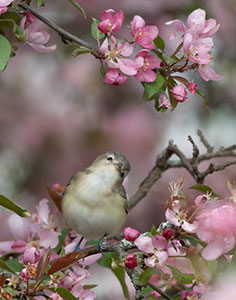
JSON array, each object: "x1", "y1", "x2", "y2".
[{"x1": 0, "y1": 0, "x2": 236, "y2": 298}]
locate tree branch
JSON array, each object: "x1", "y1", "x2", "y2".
[
  {"x1": 129, "y1": 131, "x2": 236, "y2": 209},
  {"x1": 18, "y1": 3, "x2": 95, "y2": 50}
]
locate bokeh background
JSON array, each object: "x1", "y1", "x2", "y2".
[{"x1": 0, "y1": 0, "x2": 236, "y2": 298}]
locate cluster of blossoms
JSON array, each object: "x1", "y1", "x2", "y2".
[
  {"x1": 98, "y1": 9, "x2": 160, "y2": 85},
  {"x1": 166, "y1": 8, "x2": 222, "y2": 82},
  {"x1": 0, "y1": 198, "x2": 95, "y2": 300},
  {"x1": 121, "y1": 180, "x2": 236, "y2": 299},
  {"x1": 95, "y1": 8, "x2": 223, "y2": 111}
]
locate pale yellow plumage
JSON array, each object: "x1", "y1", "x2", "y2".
[{"x1": 62, "y1": 151, "x2": 130, "y2": 240}]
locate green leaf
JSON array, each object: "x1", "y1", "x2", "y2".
[
  {"x1": 97, "y1": 253, "x2": 130, "y2": 300},
  {"x1": 0, "y1": 195, "x2": 31, "y2": 217},
  {"x1": 140, "y1": 287, "x2": 153, "y2": 297},
  {"x1": 54, "y1": 228, "x2": 69, "y2": 253},
  {"x1": 153, "y1": 35, "x2": 165, "y2": 50},
  {"x1": 188, "y1": 184, "x2": 222, "y2": 199},
  {"x1": 195, "y1": 87, "x2": 208, "y2": 106},
  {"x1": 143, "y1": 73, "x2": 164, "y2": 99},
  {"x1": 139, "y1": 268, "x2": 153, "y2": 286},
  {"x1": 0, "y1": 259, "x2": 16, "y2": 274},
  {"x1": 72, "y1": 47, "x2": 92, "y2": 57},
  {"x1": 83, "y1": 284, "x2": 98, "y2": 289},
  {"x1": 68, "y1": 0, "x2": 86, "y2": 18},
  {"x1": 207, "y1": 260, "x2": 218, "y2": 275},
  {"x1": 0, "y1": 34, "x2": 11, "y2": 71},
  {"x1": 167, "y1": 265, "x2": 194, "y2": 284},
  {"x1": 0, "y1": 11, "x2": 21, "y2": 24},
  {"x1": 56, "y1": 287, "x2": 78, "y2": 300},
  {"x1": 36, "y1": 0, "x2": 44, "y2": 8},
  {"x1": 91, "y1": 17, "x2": 105, "y2": 42},
  {"x1": 4, "y1": 258, "x2": 23, "y2": 273}
]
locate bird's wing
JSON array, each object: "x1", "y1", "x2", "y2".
[
  {"x1": 63, "y1": 168, "x2": 90, "y2": 195},
  {"x1": 118, "y1": 185, "x2": 129, "y2": 214}
]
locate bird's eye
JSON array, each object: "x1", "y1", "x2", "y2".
[
  {"x1": 107, "y1": 157, "x2": 113, "y2": 161},
  {"x1": 120, "y1": 172, "x2": 125, "y2": 178}
]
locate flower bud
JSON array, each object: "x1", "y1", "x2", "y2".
[
  {"x1": 172, "y1": 84, "x2": 187, "y2": 102},
  {"x1": 162, "y1": 228, "x2": 173, "y2": 240},
  {"x1": 123, "y1": 227, "x2": 140, "y2": 242},
  {"x1": 125, "y1": 253, "x2": 138, "y2": 269},
  {"x1": 22, "y1": 246, "x2": 41, "y2": 264},
  {"x1": 188, "y1": 82, "x2": 197, "y2": 94}
]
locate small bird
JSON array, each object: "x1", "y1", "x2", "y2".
[{"x1": 62, "y1": 151, "x2": 130, "y2": 240}]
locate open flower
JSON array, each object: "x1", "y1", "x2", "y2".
[
  {"x1": 130, "y1": 15, "x2": 158, "y2": 49},
  {"x1": 100, "y1": 36, "x2": 143, "y2": 75},
  {"x1": 20, "y1": 13, "x2": 56, "y2": 53},
  {"x1": 98, "y1": 9, "x2": 124, "y2": 34},
  {"x1": 0, "y1": 0, "x2": 13, "y2": 15},
  {"x1": 134, "y1": 50, "x2": 160, "y2": 82}
]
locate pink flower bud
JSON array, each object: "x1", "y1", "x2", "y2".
[
  {"x1": 123, "y1": 227, "x2": 140, "y2": 242},
  {"x1": 188, "y1": 82, "x2": 197, "y2": 94},
  {"x1": 104, "y1": 68, "x2": 127, "y2": 85},
  {"x1": 22, "y1": 246, "x2": 41, "y2": 264},
  {"x1": 125, "y1": 253, "x2": 138, "y2": 269},
  {"x1": 162, "y1": 228, "x2": 173, "y2": 240},
  {"x1": 172, "y1": 84, "x2": 187, "y2": 102},
  {"x1": 21, "y1": 268, "x2": 28, "y2": 282}
]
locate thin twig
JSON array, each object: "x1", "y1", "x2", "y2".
[
  {"x1": 197, "y1": 129, "x2": 214, "y2": 153},
  {"x1": 18, "y1": 3, "x2": 95, "y2": 50},
  {"x1": 129, "y1": 131, "x2": 236, "y2": 209}
]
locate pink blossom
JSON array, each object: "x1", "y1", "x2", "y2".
[
  {"x1": 158, "y1": 94, "x2": 172, "y2": 109},
  {"x1": 172, "y1": 84, "x2": 187, "y2": 102},
  {"x1": 22, "y1": 246, "x2": 41, "y2": 264},
  {"x1": 71, "y1": 283, "x2": 96, "y2": 299},
  {"x1": 125, "y1": 253, "x2": 138, "y2": 269},
  {"x1": 181, "y1": 290, "x2": 198, "y2": 300},
  {"x1": 60, "y1": 265, "x2": 90, "y2": 289},
  {"x1": 195, "y1": 201, "x2": 236, "y2": 260},
  {"x1": 166, "y1": 9, "x2": 219, "y2": 40},
  {"x1": 100, "y1": 36, "x2": 143, "y2": 75},
  {"x1": 188, "y1": 82, "x2": 197, "y2": 94},
  {"x1": 134, "y1": 50, "x2": 160, "y2": 82},
  {"x1": 130, "y1": 15, "x2": 159, "y2": 49},
  {"x1": 134, "y1": 236, "x2": 153, "y2": 253},
  {"x1": 104, "y1": 68, "x2": 127, "y2": 85},
  {"x1": 44, "y1": 290, "x2": 63, "y2": 300},
  {"x1": 135, "y1": 235, "x2": 169, "y2": 268},
  {"x1": 20, "y1": 14, "x2": 56, "y2": 53},
  {"x1": 198, "y1": 65, "x2": 223, "y2": 81},
  {"x1": 165, "y1": 200, "x2": 198, "y2": 233},
  {"x1": 98, "y1": 9, "x2": 124, "y2": 34},
  {"x1": 123, "y1": 226, "x2": 140, "y2": 242},
  {"x1": 0, "y1": 0, "x2": 13, "y2": 15}
]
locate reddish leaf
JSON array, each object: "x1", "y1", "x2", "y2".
[
  {"x1": 48, "y1": 252, "x2": 85, "y2": 276},
  {"x1": 47, "y1": 184, "x2": 63, "y2": 212},
  {"x1": 0, "y1": 273, "x2": 6, "y2": 287},
  {"x1": 36, "y1": 247, "x2": 52, "y2": 281},
  {"x1": 48, "y1": 246, "x2": 98, "y2": 276}
]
